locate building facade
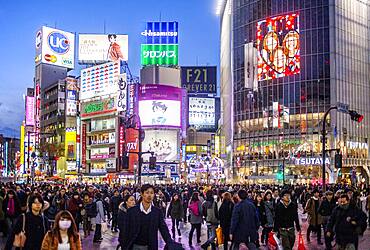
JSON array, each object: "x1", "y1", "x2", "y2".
[{"x1": 220, "y1": 0, "x2": 370, "y2": 184}]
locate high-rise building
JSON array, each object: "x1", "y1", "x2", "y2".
[{"x1": 220, "y1": 0, "x2": 370, "y2": 184}]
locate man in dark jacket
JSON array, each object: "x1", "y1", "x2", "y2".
[
  {"x1": 319, "y1": 190, "x2": 336, "y2": 250},
  {"x1": 123, "y1": 184, "x2": 174, "y2": 250},
  {"x1": 274, "y1": 189, "x2": 301, "y2": 250},
  {"x1": 110, "y1": 189, "x2": 123, "y2": 232},
  {"x1": 230, "y1": 189, "x2": 259, "y2": 250},
  {"x1": 326, "y1": 194, "x2": 367, "y2": 250}
]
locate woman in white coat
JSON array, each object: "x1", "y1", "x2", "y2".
[{"x1": 93, "y1": 193, "x2": 106, "y2": 243}]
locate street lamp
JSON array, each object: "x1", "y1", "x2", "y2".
[{"x1": 321, "y1": 105, "x2": 363, "y2": 191}]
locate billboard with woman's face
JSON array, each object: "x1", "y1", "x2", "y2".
[{"x1": 256, "y1": 13, "x2": 300, "y2": 81}]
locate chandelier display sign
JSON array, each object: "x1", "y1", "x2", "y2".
[
  {"x1": 80, "y1": 61, "x2": 120, "y2": 100},
  {"x1": 256, "y1": 13, "x2": 300, "y2": 81}
]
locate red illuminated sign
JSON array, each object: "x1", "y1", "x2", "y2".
[
  {"x1": 81, "y1": 124, "x2": 86, "y2": 168},
  {"x1": 257, "y1": 13, "x2": 300, "y2": 81}
]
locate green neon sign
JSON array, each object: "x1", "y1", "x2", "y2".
[{"x1": 141, "y1": 44, "x2": 178, "y2": 66}]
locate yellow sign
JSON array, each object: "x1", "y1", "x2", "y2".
[
  {"x1": 186, "y1": 145, "x2": 197, "y2": 152},
  {"x1": 65, "y1": 130, "x2": 77, "y2": 160}
]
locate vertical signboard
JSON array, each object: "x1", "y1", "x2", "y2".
[
  {"x1": 25, "y1": 97, "x2": 35, "y2": 126},
  {"x1": 119, "y1": 125, "x2": 125, "y2": 158},
  {"x1": 244, "y1": 42, "x2": 258, "y2": 90},
  {"x1": 126, "y1": 128, "x2": 139, "y2": 172},
  {"x1": 20, "y1": 126, "x2": 25, "y2": 172},
  {"x1": 116, "y1": 73, "x2": 127, "y2": 112},
  {"x1": 272, "y1": 102, "x2": 280, "y2": 128},
  {"x1": 81, "y1": 124, "x2": 86, "y2": 168}
]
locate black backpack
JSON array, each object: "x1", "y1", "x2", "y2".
[{"x1": 85, "y1": 201, "x2": 98, "y2": 218}]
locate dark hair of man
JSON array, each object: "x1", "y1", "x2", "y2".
[
  {"x1": 28, "y1": 193, "x2": 45, "y2": 212},
  {"x1": 108, "y1": 34, "x2": 117, "y2": 39},
  {"x1": 141, "y1": 184, "x2": 155, "y2": 194},
  {"x1": 238, "y1": 189, "x2": 248, "y2": 200},
  {"x1": 340, "y1": 194, "x2": 350, "y2": 201}
]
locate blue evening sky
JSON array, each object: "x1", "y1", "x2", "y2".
[{"x1": 0, "y1": 0, "x2": 220, "y2": 137}]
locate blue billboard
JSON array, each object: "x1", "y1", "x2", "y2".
[{"x1": 141, "y1": 22, "x2": 178, "y2": 44}]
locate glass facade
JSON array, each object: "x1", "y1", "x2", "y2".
[{"x1": 229, "y1": 0, "x2": 369, "y2": 183}]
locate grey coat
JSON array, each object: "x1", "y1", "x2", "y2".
[
  {"x1": 264, "y1": 200, "x2": 274, "y2": 227},
  {"x1": 95, "y1": 200, "x2": 105, "y2": 224},
  {"x1": 189, "y1": 201, "x2": 203, "y2": 224}
]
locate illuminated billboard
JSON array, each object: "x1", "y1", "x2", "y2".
[
  {"x1": 78, "y1": 34, "x2": 128, "y2": 63},
  {"x1": 80, "y1": 61, "x2": 120, "y2": 100},
  {"x1": 142, "y1": 22, "x2": 178, "y2": 44},
  {"x1": 141, "y1": 44, "x2": 178, "y2": 66},
  {"x1": 35, "y1": 26, "x2": 75, "y2": 68},
  {"x1": 65, "y1": 129, "x2": 76, "y2": 160},
  {"x1": 25, "y1": 96, "x2": 35, "y2": 126},
  {"x1": 256, "y1": 13, "x2": 300, "y2": 81},
  {"x1": 139, "y1": 100, "x2": 181, "y2": 127},
  {"x1": 142, "y1": 130, "x2": 178, "y2": 162},
  {"x1": 138, "y1": 84, "x2": 183, "y2": 128},
  {"x1": 189, "y1": 97, "x2": 215, "y2": 129},
  {"x1": 181, "y1": 66, "x2": 217, "y2": 94}
]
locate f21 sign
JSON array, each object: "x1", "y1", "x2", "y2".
[{"x1": 181, "y1": 66, "x2": 217, "y2": 94}]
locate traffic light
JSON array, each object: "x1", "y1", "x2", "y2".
[
  {"x1": 149, "y1": 156, "x2": 156, "y2": 170},
  {"x1": 334, "y1": 153, "x2": 342, "y2": 169},
  {"x1": 348, "y1": 110, "x2": 364, "y2": 123}
]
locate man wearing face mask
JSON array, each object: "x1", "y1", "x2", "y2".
[{"x1": 326, "y1": 194, "x2": 367, "y2": 250}]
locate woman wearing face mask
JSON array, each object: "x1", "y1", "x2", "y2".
[
  {"x1": 41, "y1": 210, "x2": 82, "y2": 250},
  {"x1": 4, "y1": 194, "x2": 49, "y2": 250}
]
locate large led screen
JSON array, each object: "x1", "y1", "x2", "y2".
[
  {"x1": 189, "y1": 97, "x2": 215, "y2": 129},
  {"x1": 139, "y1": 100, "x2": 181, "y2": 128},
  {"x1": 256, "y1": 13, "x2": 300, "y2": 81},
  {"x1": 142, "y1": 130, "x2": 178, "y2": 162}
]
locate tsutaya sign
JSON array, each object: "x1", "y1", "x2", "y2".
[{"x1": 295, "y1": 157, "x2": 330, "y2": 165}]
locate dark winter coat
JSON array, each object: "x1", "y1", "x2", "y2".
[
  {"x1": 264, "y1": 200, "x2": 274, "y2": 228},
  {"x1": 111, "y1": 195, "x2": 123, "y2": 214},
  {"x1": 117, "y1": 202, "x2": 129, "y2": 247},
  {"x1": 5, "y1": 212, "x2": 49, "y2": 250},
  {"x1": 274, "y1": 200, "x2": 301, "y2": 231},
  {"x1": 123, "y1": 205, "x2": 173, "y2": 250},
  {"x1": 230, "y1": 199, "x2": 260, "y2": 244},
  {"x1": 167, "y1": 200, "x2": 184, "y2": 220},
  {"x1": 2, "y1": 197, "x2": 21, "y2": 219},
  {"x1": 305, "y1": 197, "x2": 323, "y2": 226},
  {"x1": 318, "y1": 198, "x2": 336, "y2": 217},
  {"x1": 67, "y1": 197, "x2": 83, "y2": 219},
  {"x1": 255, "y1": 201, "x2": 266, "y2": 226},
  {"x1": 327, "y1": 204, "x2": 367, "y2": 245},
  {"x1": 218, "y1": 200, "x2": 234, "y2": 233}
]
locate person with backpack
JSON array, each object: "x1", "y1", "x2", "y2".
[
  {"x1": 188, "y1": 192, "x2": 203, "y2": 246},
  {"x1": 167, "y1": 193, "x2": 184, "y2": 239},
  {"x1": 93, "y1": 192, "x2": 106, "y2": 243},
  {"x1": 4, "y1": 194, "x2": 49, "y2": 250},
  {"x1": 326, "y1": 194, "x2": 367, "y2": 250},
  {"x1": 201, "y1": 190, "x2": 219, "y2": 250},
  {"x1": 218, "y1": 192, "x2": 234, "y2": 250}
]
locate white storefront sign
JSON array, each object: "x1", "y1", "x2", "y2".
[{"x1": 295, "y1": 157, "x2": 330, "y2": 165}]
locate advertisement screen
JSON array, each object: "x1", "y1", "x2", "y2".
[
  {"x1": 80, "y1": 62, "x2": 120, "y2": 100},
  {"x1": 142, "y1": 130, "x2": 178, "y2": 162},
  {"x1": 189, "y1": 97, "x2": 215, "y2": 129},
  {"x1": 139, "y1": 100, "x2": 181, "y2": 127},
  {"x1": 141, "y1": 44, "x2": 178, "y2": 66},
  {"x1": 35, "y1": 26, "x2": 75, "y2": 68},
  {"x1": 25, "y1": 96, "x2": 35, "y2": 126},
  {"x1": 257, "y1": 13, "x2": 300, "y2": 81},
  {"x1": 181, "y1": 66, "x2": 217, "y2": 94},
  {"x1": 65, "y1": 130, "x2": 76, "y2": 160},
  {"x1": 78, "y1": 34, "x2": 128, "y2": 63}
]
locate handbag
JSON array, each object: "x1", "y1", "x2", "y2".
[
  {"x1": 216, "y1": 226, "x2": 224, "y2": 245},
  {"x1": 101, "y1": 222, "x2": 108, "y2": 233},
  {"x1": 297, "y1": 232, "x2": 306, "y2": 250},
  {"x1": 13, "y1": 213, "x2": 26, "y2": 248}
]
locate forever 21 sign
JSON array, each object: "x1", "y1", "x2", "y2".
[{"x1": 117, "y1": 73, "x2": 127, "y2": 112}]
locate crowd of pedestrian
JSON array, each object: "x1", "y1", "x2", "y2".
[{"x1": 0, "y1": 181, "x2": 369, "y2": 250}]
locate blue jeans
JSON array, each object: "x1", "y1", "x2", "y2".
[{"x1": 204, "y1": 223, "x2": 217, "y2": 249}]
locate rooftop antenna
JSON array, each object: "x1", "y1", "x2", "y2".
[
  {"x1": 104, "y1": 20, "x2": 106, "y2": 34},
  {"x1": 196, "y1": 56, "x2": 199, "y2": 66},
  {"x1": 159, "y1": 11, "x2": 162, "y2": 22},
  {"x1": 54, "y1": 21, "x2": 57, "y2": 28}
]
